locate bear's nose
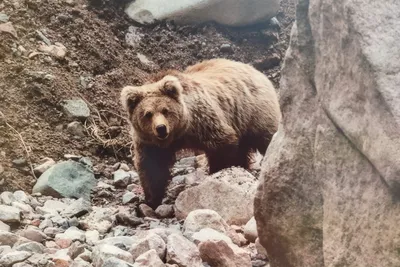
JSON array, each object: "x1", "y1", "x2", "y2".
[{"x1": 156, "y1": 124, "x2": 168, "y2": 139}]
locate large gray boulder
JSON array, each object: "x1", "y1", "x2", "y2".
[
  {"x1": 32, "y1": 160, "x2": 96, "y2": 200},
  {"x1": 125, "y1": 0, "x2": 280, "y2": 26},
  {"x1": 254, "y1": 0, "x2": 400, "y2": 267}
]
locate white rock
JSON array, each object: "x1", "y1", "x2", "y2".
[
  {"x1": 53, "y1": 248, "x2": 72, "y2": 262},
  {"x1": 96, "y1": 236, "x2": 138, "y2": 249},
  {"x1": 33, "y1": 158, "x2": 56, "y2": 176},
  {"x1": 243, "y1": 217, "x2": 258, "y2": 242},
  {"x1": 11, "y1": 202, "x2": 34, "y2": 215},
  {"x1": 81, "y1": 207, "x2": 116, "y2": 234},
  {"x1": 12, "y1": 191, "x2": 29, "y2": 204},
  {"x1": 166, "y1": 234, "x2": 202, "y2": 267},
  {"x1": 0, "y1": 192, "x2": 15, "y2": 205},
  {"x1": 129, "y1": 233, "x2": 166, "y2": 260},
  {"x1": 43, "y1": 199, "x2": 68, "y2": 212},
  {"x1": 198, "y1": 240, "x2": 251, "y2": 267},
  {"x1": 102, "y1": 256, "x2": 135, "y2": 267},
  {"x1": 85, "y1": 230, "x2": 100, "y2": 246},
  {"x1": 56, "y1": 226, "x2": 85, "y2": 242},
  {"x1": 92, "y1": 244, "x2": 134, "y2": 267},
  {"x1": 0, "y1": 221, "x2": 10, "y2": 232},
  {"x1": 134, "y1": 249, "x2": 165, "y2": 267},
  {"x1": 38, "y1": 42, "x2": 67, "y2": 59},
  {"x1": 183, "y1": 209, "x2": 229, "y2": 236},
  {"x1": 0, "y1": 205, "x2": 21, "y2": 223},
  {"x1": 192, "y1": 228, "x2": 233, "y2": 245},
  {"x1": 125, "y1": 0, "x2": 279, "y2": 26},
  {"x1": 0, "y1": 251, "x2": 32, "y2": 266},
  {"x1": 175, "y1": 168, "x2": 257, "y2": 225}
]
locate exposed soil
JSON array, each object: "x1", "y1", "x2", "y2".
[{"x1": 0, "y1": 0, "x2": 296, "y2": 192}]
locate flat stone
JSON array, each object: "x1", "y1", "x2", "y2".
[
  {"x1": 122, "y1": 192, "x2": 139, "y2": 205},
  {"x1": 14, "y1": 241, "x2": 45, "y2": 253},
  {"x1": 92, "y1": 244, "x2": 134, "y2": 267},
  {"x1": 60, "y1": 99, "x2": 90, "y2": 120},
  {"x1": 0, "y1": 251, "x2": 32, "y2": 266},
  {"x1": 0, "y1": 205, "x2": 21, "y2": 223},
  {"x1": 61, "y1": 198, "x2": 91, "y2": 218},
  {"x1": 183, "y1": 209, "x2": 229, "y2": 236},
  {"x1": 0, "y1": 231, "x2": 19, "y2": 246},
  {"x1": 192, "y1": 228, "x2": 233, "y2": 245},
  {"x1": 19, "y1": 228, "x2": 48, "y2": 243},
  {"x1": 33, "y1": 158, "x2": 56, "y2": 176}
]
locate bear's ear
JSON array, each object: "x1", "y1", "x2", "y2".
[
  {"x1": 120, "y1": 86, "x2": 143, "y2": 113},
  {"x1": 160, "y1": 77, "x2": 183, "y2": 101}
]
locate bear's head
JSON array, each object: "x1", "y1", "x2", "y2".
[{"x1": 121, "y1": 75, "x2": 189, "y2": 147}]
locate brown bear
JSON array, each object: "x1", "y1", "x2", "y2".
[{"x1": 120, "y1": 58, "x2": 281, "y2": 209}]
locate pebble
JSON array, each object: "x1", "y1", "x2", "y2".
[
  {"x1": 60, "y1": 99, "x2": 90, "y2": 120},
  {"x1": 122, "y1": 192, "x2": 139, "y2": 204},
  {"x1": 138, "y1": 204, "x2": 157, "y2": 218},
  {"x1": 67, "y1": 121, "x2": 86, "y2": 137},
  {"x1": 33, "y1": 158, "x2": 56, "y2": 176},
  {"x1": 220, "y1": 43, "x2": 234, "y2": 53},
  {"x1": 85, "y1": 230, "x2": 100, "y2": 246},
  {"x1": 155, "y1": 205, "x2": 174, "y2": 218},
  {"x1": 113, "y1": 170, "x2": 132, "y2": 188},
  {"x1": 0, "y1": 251, "x2": 32, "y2": 266},
  {"x1": 192, "y1": 228, "x2": 233, "y2": 245},
  {"x1": 56, "y1": 226, "x2": 85, "y2": 242}
]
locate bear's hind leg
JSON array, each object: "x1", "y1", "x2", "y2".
[
  {"x1": 206, "y1": 144, "x2": 239, "y2": 174},
  {"x1": 134, "y1": 144, "x2": 175, "y2": 209}
]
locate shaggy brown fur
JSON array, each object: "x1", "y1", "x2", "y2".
[{"x1": 121, "y1": 58, "x2": 281, "y2": 209}]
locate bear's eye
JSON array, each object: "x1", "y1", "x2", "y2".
[
  {"x1": 162, "y1": 108, "x2": 169, "y2": 115},
  {"x1": 144, "y1": 111, "x2": 153, "y2": 119}
]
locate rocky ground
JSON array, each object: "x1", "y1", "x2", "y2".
[{"x1": 0, "y1": 0, "x2": 295, "y2": 266}]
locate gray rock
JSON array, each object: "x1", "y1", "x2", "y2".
[
  {"x1": 138, "y1": 204, "x2": 157, "y2": 218},
  {"x1": 61, "y1": 99, "x2": 90, "y2": 120},
  {"x1": 0, "y1": 221, "x2": 10, "y2": 232},
  {"x1": 92, "y1": 244, "x2": 134, "y2": 267},
  {"x1": 0, "y1": 245, "x2": 12, "y2": 256},
  {"x1": 14, "y1": 242, "x2": 45, "y2": 253},
  {"x1": 220, "y1": 44, "x2": 233, "y2": 53},
  {"x1": 0, "y1": 192, "x2": 15, "y2": 205},
  {"x1": 0, "y1": 205, "x2": 20, "y2": 223},
  {"x1": 71, "y1": 258, "x2": 92, "y2": 267},
  {"x1": 0, "y1": 231, "x2": 19, "y2": 246},
  {"x1": 166, "y1": 234, "x2": 202, "y2": 267},
  {"x1": 39, "y1": 218, "x2": 53, "y2": 230},
  {"x1": 81, "y1": 207, "x2": 115, "y2": 234},
  {"x1": 113, "y1": 170, "x2": 131, "y2": 188},
  {"x1": 102, "y1": 256, "x2": 135, "y2": 267},
  {"x1": 68, "y1": 242, "x2": 85, "y2": 259},
  {"x1": 122, "y1": 192, "x2": 139, "y2": 205},
  {"x1": 12, "y1": 263, "x2": 33, "y2": 267},
  {"x1": 254, "y1": 0, "x2": 400, "y2": 266},
  {"x1": 0, "y1": 251, "x2": 32, "y2": 266},
  {"x1": 155, "y1": 205, "x2": 174, "y2": 218},
  {"x1": 243, "y1": 217, "x2": 257, "y2": 243},
  {"x1": 0, "y1": 13, "x2": 9, "y2": 23},
  {"x1": 96, "y1": 236, "x2": 138, "y2": 250},
  {"x1": 129, "y1": 233, "x2": 166, "y2": 260},
  {"x1": 61, "y1": 198, "x2": 91, "y2": 218},
  {"x1": 32, "y1": 160, "x2": 96, "y2": 200},
  {"x1": 134, "y1": 249, "x2": 164, "y2": 267},
  {"x1": 175, "y1": 168, "x2": 257, "y2": 225},
  {"x1": 12, "y1": 191, "x2": 29, "y2": 204},
  {"x1": 67, "y1": 121, "x2": 86, "y2": 137},
  {"x1": 43, "y1": 199, "x2": 68, "y2": 212},
  {"x1": 12, "y1": 158, "x2": 27, "y2": 167},
  {"x1": 85, "y1": 230, "x2": 100, "y2": 246}
]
